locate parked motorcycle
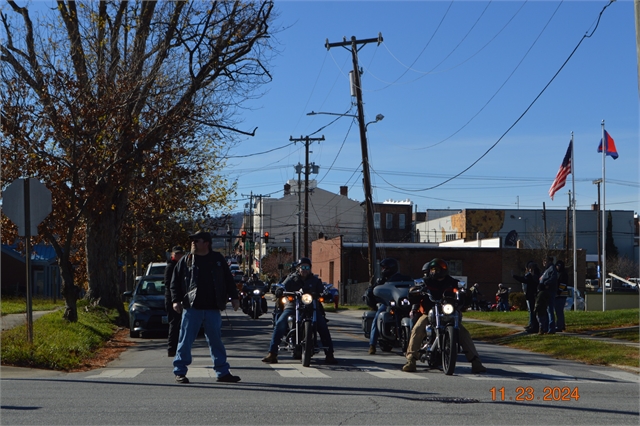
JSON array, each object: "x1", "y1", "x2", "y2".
[
  {"x1": 278, "y1": 290, "x2": 326, "y2": 367},
  {"x1": 413, "y1": 286, "x2": 462, "y2": 375},
  {"x1": 241, "y1": 282, "x2": 268, "y2": 319},
  {"x1": 362, "y1": 280, "x2": 413, "y2": 352}
]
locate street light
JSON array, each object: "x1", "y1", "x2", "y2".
[
  {"x1": 307, "y1": 111, "x2": 384, "y2": 131},
  {"x1": 365, "y1": 114, "x2": 384, "y2": 129}
]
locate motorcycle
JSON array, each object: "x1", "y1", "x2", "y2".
[
  {"x1": 413, "y1": 286, "x2": 462, "y2": 375},
  {"x1": 278, "y1": 290, "x2": 326, "y2": 367},
  {"x1": 241, "y1": 282, "x2": 268, "y2": 319},
  {"x1": 362, "y1": 280, "x2": 413, "y2": 353}
]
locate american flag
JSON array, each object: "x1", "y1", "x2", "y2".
[{"x1": 549, "y1": 141, "x2": 572, "y2": 200}]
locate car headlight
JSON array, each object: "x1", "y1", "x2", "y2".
[
  {"x1": 131, "y1": 302, "x2": 150, "y2": 314},
  {"x1": 442, "y1": 303, "x2": 454, "y2": 315},
  {"x1": 301, "y1": 293, "x2": 313, "y2": 305}
]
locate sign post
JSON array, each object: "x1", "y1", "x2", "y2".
[{"x1": 3, "y1": 178, "x2": 52, "y2": 343}]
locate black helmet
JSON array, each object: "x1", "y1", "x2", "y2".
[
  {"x1": 297, "y1": 257, "x2": 312, "y2": 267},
  {"x1": 379, "y1": 258, "x2": 399, "y2": 279},
  {"x1": 422, "y1": 258, "x2": 449, "y2": 280}
]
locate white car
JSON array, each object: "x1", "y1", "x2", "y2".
[
  {"x1": 564, "y1": 287, "x2": 585, "y2": 311},
  {"x1": 145, "y1": 262, "x2": 167, "y2": 276}
]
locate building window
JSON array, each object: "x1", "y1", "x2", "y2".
[
  {"x1": 448, "y1": 259, "x2": 463, "y2": 276},
  {"x1": 374, "y1": 212, "x2": 380, "y2": 229},
  {"x1": 399, "y1": 214, "x2": 406, "y2": 230},
  {"x1": 386, "y1": 213, "x2": 393, "y2": 229}
]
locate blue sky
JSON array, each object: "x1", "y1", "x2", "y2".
[{"x1": 228, "y1": 0, "x2": 639, "y2": 216}]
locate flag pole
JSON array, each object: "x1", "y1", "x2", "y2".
[
  {"x1": 601, "y1": 120, "x2": 607, "y2": 311},
  {"x1": 571, "y1": 132, "x2": 577, "y2": 311}
]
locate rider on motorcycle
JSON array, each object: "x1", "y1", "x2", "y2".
[
  {"x1": 261, "y1": 257, "x2": 337, "y2": 365},
  {"x1": 367, "y1": 258, "x2": 411, "y2": 355},
  {"x1": 402, "y1": 258, "x2": 487, "y2": 374}
]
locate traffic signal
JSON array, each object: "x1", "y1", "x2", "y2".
[
  {"x1": 264, "y1": 232, "x2": 269, "y2": 243},
  {"x1": 241, "y1": 230, "x2": 247, "y2": 242}
]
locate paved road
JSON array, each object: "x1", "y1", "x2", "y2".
[{"x1": 1, "y1": 307, "x2": 638, "y2": 426}]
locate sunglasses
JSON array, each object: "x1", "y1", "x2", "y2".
[{"x1": 299, "y1": 265, "x2": 311, "y2": 270}]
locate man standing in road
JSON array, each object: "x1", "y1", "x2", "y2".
[
  {"x1": 164, "y1": 245, "x2": 185, "y2": 357},
  {"x1": 170, "y1": 231, "x2": 241, "y2": 384}
]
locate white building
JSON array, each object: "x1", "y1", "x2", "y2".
[{"x1": 252, "y1": 180, "x2": 365, "y2": 261}]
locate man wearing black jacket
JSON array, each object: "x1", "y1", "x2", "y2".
[
  {"x1": 170, "y1": 231, "x2": 240, "y2": 384},
  {"x1": 513, "y1": 261, "x2": 540, "y2": 333}
]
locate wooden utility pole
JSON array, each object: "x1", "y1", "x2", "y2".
[
  {"x1": 289, "y1": 135, "x2": 324, "y2": 258},
  {"x1": 325, "y1": 34, "x2": 383, "y2": 279}
]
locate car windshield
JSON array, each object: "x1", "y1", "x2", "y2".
[{"x1": 138, "y1": 279, "x2": 164, "y2": 295}]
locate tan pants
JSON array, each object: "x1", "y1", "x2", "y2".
[{"x1": 406, "y1": 314, "x2": 479, "y2": 362}]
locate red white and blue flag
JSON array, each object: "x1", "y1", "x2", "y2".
[
  {"x1": 549, "y1": 141, "x2": 572, "y2": 200},
  {"x1": 597, "y1": 130, "x2": 619, "y2": 159}
]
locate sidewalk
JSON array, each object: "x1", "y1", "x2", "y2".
[{"x1": 1, "y1": 310, "x2": 58, "y2": 332}]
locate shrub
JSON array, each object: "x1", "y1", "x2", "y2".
[{"x1": 509, "y1": 291, "x2": 527, "y2": 311}]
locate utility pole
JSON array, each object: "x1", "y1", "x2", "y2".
[
  {"x1": 325, "y1": 34, "x2": 383, "y2": 279},
  {"x1": 295, "y1": 163, "x2": 302, "y2": 260},
  {"x1": 593, "y1": 179, "x2": 603, "y2": 284},
  {"x1": 290, "y1": 135, "x2": 324, "y2": 258},
  {"x1": 254, "y1": 194, "x2": 270, "y2": 274}
]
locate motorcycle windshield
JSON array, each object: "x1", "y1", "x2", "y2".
[{"x1": 372, "y1": 281, "x2": 412, "y2": 304}]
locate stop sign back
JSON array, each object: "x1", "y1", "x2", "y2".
[{"x1": 3, "y1": 178, "x2": 52, "y2": 236}]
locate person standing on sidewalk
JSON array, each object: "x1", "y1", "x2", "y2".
[
  {"x1": 170, "y1": 231, "x2": 241, "y2": 384},
  {"x1": 554, "y1": 260, "x2": 569, "y2": 332},
  {"x1": 540, "y1": 256, "x2": 558, "y2": 334},
  {"x1": 513, "y1": 261, "x2": 541, "y2": 333},
  {"x1": 164, "y1": 245, "x2": 185, "y2": 357}
]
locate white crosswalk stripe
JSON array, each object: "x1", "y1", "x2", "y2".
[
  {"x1": 269, "y1": 364, "x2": 330, "y2": 378},
  {"x1": 85, "y1": 368, "x2": 144, "y2": 379},
  {"x1": 511, "y1": 366, "x2": 576, "y2": 380},
  {"x1": 353, "y1": 365, "x2": 426, "y2": 379},
  {"x1": 591, "y1": 369, "x2": 640, "y2": 383}
]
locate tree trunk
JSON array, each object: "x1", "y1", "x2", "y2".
[
  {"x1": 85, "y1": 207, "x2": 127, "y2": 325},
  {"x1": 59, "y1": 260, "x2": 79, "y2": 322}
]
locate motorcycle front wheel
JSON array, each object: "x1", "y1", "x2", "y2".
[
  {"x1": 399, "y1": 326, "x2": 410, "y2": 353},
  {"x1": 442, "y1": 325, "x2": 458, "y2": 375},
  {"x1": 252, "y1": 300, "x2": 261, "y2": 319},
  {"x1": 302, "y1": 321, "x2": 313, "y2": 367}
]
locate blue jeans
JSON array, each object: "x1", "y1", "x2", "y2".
[
  {"x1": 173, "y1": 308, "x2": 230, "y2": 378},
  {"x1": 369, "y1": 304, "x2": 387, "y2": 346},
  {"x1": 498, "y1": 300, "x2": 509, "y2": 312},
  {"x1": 268, "y1": 306, "x2": 334, "y2": 355},
  {"x1": 546, "y1": 291, "x2": 557, "y2": 332},
  {"x1": 536, "y1": 310, "x2": 549, "y2": 333}
]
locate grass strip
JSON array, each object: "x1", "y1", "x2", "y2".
[{"x1": 1, "y1": 305, "x2": 118, "y2": 370}]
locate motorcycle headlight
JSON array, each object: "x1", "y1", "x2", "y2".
[
  {"x1": 301, "y1": 293, "x2": 313, "y2": 305},
  {"x1": 281, "y1": 297, "x2": 290, "y2": 305},
  {"x1": 442, "y1": 303, "x2": 454, "y2": 315},
  {"x1": 400, "y1": 298, "x2": 411, "y2": 306},
  {"x1": 389, "y1": 300, "x2": 396, "y2": 307},
  {"x1": 253, "y1": 289, "x2": 261, "y2": 295}
]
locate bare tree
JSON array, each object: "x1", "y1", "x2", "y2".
[{"x1": 1, "y1": 1, "x2": 275, "y2": 322}]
